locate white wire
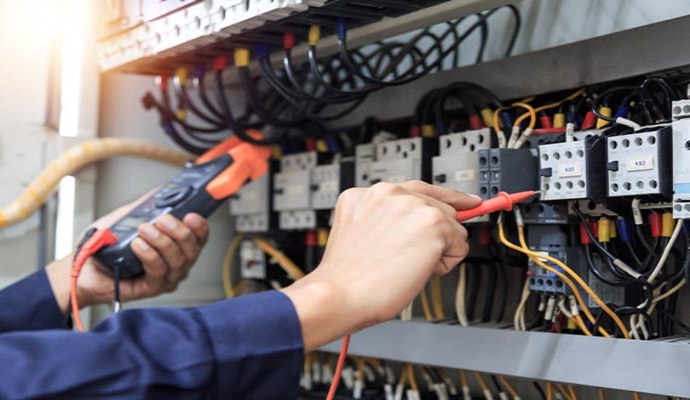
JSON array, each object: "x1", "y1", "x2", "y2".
[
  {"x1": 654, "y1": 279, "x2": 686, "y2": 303},
  {"x1": 648, "y1": 220, "x2": 683, "y2": 283},
  {"x1": 513, "y1": 280, "x2": 531, "y2": 331},
  {"x1": 455, "y1": 263, "x2": 469, "y2": 327}
]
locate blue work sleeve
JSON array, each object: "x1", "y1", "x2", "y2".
[
  {"x1": 0, "y1": 290, "x2": 304, "y2": 399},
  {"x1": 0, "y1": 269, "x2": 65, "y2": 332}
]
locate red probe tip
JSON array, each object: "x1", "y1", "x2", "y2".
[{"x1": 456, "y1": 190, "x2": 537, "y2": 222}]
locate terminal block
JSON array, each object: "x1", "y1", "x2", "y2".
[
  {"x1": 477, "y1": 148, "x2": 539, "y2": 200},
  {"x1": 538, "y1": 132, "x2": 606, "y2": 202},
  {"x1": 672, "y1": 100, "x2": 690, "y2": 218},
  {"x1": 368, "y1": 137, "x2": 437, "y2": 184},
  {"x1": 526, "y1": 225, "x2": 573, "y2": 295},
  {"x1": 229, "y1": 174, "x2": 273, "y2": 233},
  {"x1": 606, "y1": 128, "x2": 672, "y2": 198}
]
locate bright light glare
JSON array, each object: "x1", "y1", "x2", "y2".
[
  {"x1": 58, "y1": 0, "x2": 86, "y2": 137},
  {"x1": 55, "y1": 176, "x2": 76, "y2": 259}
]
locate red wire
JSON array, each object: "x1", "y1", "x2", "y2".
[{"x1": 326, "y1": 335, "x2": 351, "y2": 400}]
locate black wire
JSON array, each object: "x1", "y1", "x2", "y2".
[
  {"x1": 533, "y1": 382, "x2": 547, "y2": 400},
  {"x1": 591, "y1": 86, "x2": 639, "y2": 123},
  {"x1": 214, "y1": 69, "x2": 283, "y2": 145},
  {"x1": 584, "y1": 245, "x2": 634, "y2": 286},
  {"x1": 482, "y1": 262, "x2": 497, "y2": 322},
  {"x1": 466, "y1": 263, "x2": 482, "y2": 321},
  {"x1": 572, "y1": 206, "x2": 617, "y2": 261},
  {"x1": 172, "y1": 75, "x2": 225, "y2": 127}
]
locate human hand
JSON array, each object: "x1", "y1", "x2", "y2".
[
  {"x1": 46, "y1": 197, "x2": 210, "y2": 312},
  {"x1": 281, "y1": 181, "x2": 481, "y2": 351}
]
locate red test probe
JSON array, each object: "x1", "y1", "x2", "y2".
[{"x1": 456, "y1": 191, "x2": 537, "y2": 222}]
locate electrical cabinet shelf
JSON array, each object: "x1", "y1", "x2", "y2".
[{"x1": 320, "y1": 320, "x2": 690, "y2": 397}]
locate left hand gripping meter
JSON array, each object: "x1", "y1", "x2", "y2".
[{"x1": 93, "y1": 131, "x2": 271, "y2": 278}]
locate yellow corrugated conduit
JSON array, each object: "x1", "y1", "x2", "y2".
[{"x1": 0, "y1": 138, "x2": 190, "y2": 227}]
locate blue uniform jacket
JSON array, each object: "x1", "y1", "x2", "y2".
[{"x1": 0, "y1": 269, "x2": 304, "y2": 399}]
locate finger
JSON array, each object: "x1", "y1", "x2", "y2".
[
  {"x1": 434, "y1": 215, "x2": 470, "y2": 275},
  {"x1": 138, "y1": 223, "x2": 187, "y2": 272},
  {"x1": 155, "y1": 215, "x2": 199, "y2": 264},
  {"x1": 410, "y1": 192, "x2": 457, "y2": 220},
  {"x1": 400, "y1": 180, "x2": 482, "y2": 210},
  {"x1": 129, "y1": 238, "x2": 168, "y2": 296},
  {"x1": 183, "y1": 213, "x2": 209, "y2": 246}
]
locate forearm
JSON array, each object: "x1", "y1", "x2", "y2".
[
  {"x1": 0, "y1": 269, "x2": 65, "y2": 332},
  {"x1": 0, "y1": 291, "x2": 303, "y2": 398}
]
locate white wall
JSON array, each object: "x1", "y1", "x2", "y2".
[{"x1": 0, "y1": 0, "x2": 60, "y2": 287}]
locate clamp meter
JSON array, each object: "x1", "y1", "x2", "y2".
[{"x1": 94, "y1": 131, "x2": 271, "y2": 278}]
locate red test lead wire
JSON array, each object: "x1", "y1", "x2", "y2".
[
  {"x1": 456, "y1": 191, "x2": 537, "y2": 222},
  {"x1": 70, "y1": 228, "x2": 118, "y2": 332}
]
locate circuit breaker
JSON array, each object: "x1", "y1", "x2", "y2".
[
  {"x1": 432, "y1": 129, "x2": 491, "y2": 222},
  {"x1": 368, "y1": 137, "x2": 436, "y2": 184},
  {"x1": 478, "y1": 148, "x2": 539, "y2": 200},
  {"x1": 274, "y1": 152, "x2": 319, "y2": 230},
  {"x1": 606, "y1": 128, "x2": 672, "y2": 198},
  {"x1": 672, "y1": 100, "x2": 690, "y2": 218},
  {"x1": 538, "y1": 131, "x2": 606, "y2": 202},
  {"x1": 354, "y1": 144, "x2": 373, "y2": 187},
  {"x1": 310, "y1": 158, "x2": 354, "y2": 210},
  {"x1": 229, "y1": 174, "x2": 273, "y2": 233},
  {"x1": 527, "y1": 225, "x2": 573, "y2": 295}
]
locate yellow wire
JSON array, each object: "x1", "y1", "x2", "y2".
[
  {"x1": 597, "y1": 388, "x2": 606, "y2": 400},
  {"x1": 493, "y1": 107, "x2": 506, "y2": 131},
  {"x1": 513, "y1": 89, "x2": 586, "y2": 128},
  {"x1": 632, "y1": 392, "x2": 641, "y2": 400},
  {"x1": 431, "y1": 275, "x2": 445, "y2": 319},
  {"x1": 407, "y1": 364, "x2": 419, "y2": 391},
  {"x1": 556, "y1": 384, "x2": 573, "y2": 400},
  {"x1": 419, "y1": 284, "x2": 435, "y2": 321},
  {"x1": 498, "y1": 223, "x2": 605, "y2": 337},
  {"x1": 498, "y1": 376, "x2": 519, "y2": 398},
  {"x1": 546, "y1": 383, "x2": 553, "y2": 400},
  {"x1": 459, "y1": 370, "x2": 469, "y2": 387},
  {"x1": 474, "y1": 372, "x2": 489, "y2": 392},
  {"x1": 514, "y1": 225, "x2": 629, "y2": 338},
  {"x1": 512, "y1": 102, "x2": 537, "y2": 129},
  {"x1": 568, "y1": 384, "x2": 578, "y2": 400},
  {"x1": 252, "y1": 238, "x2": 305, "y2": 280},
  {"x1": 572, "y1": 315, "x2": 592, "y2": 336},
  {"x1": 534, "y1": 88, "x2": 586, "y2": 113},
  {"x1": 222, "y1": 235, "x2": 245, "y2": 298},
  {"x1": 398, "y1": 366, "x2": 409, "y2": 386}
]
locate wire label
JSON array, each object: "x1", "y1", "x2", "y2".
[
  {"x1": 627, "y1": 156, "x2": 654, "y2": 172},
  {"x1": 453, "y1": 169, "x2": 476, "y2": 182},
  {"x1": 557, "y1": 163, "x2": 582, "y2": 178}
]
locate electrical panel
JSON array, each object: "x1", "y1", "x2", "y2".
[
  {"x1": 538, "y1": 132, "x2": 606, "y2": 202},
  {"x1": 229, "y1": 175, "x2": 273, "y2": 233},
  {"x1": 606, "y1": 128, "x2": 672, "y2": 198},
  {"x1": 672, "y1": 100, "x2": 690, "y2": 218},
  {"x1": 368, "y1": 137, "x2": 436, "y2": 184},
  {"x1": 477, "y1": 148, "x2": 538, "y2": 200}
]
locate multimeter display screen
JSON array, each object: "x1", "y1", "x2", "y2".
[{"x1": 118, "y1": 216, "x2": 148, "y2": 229}]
